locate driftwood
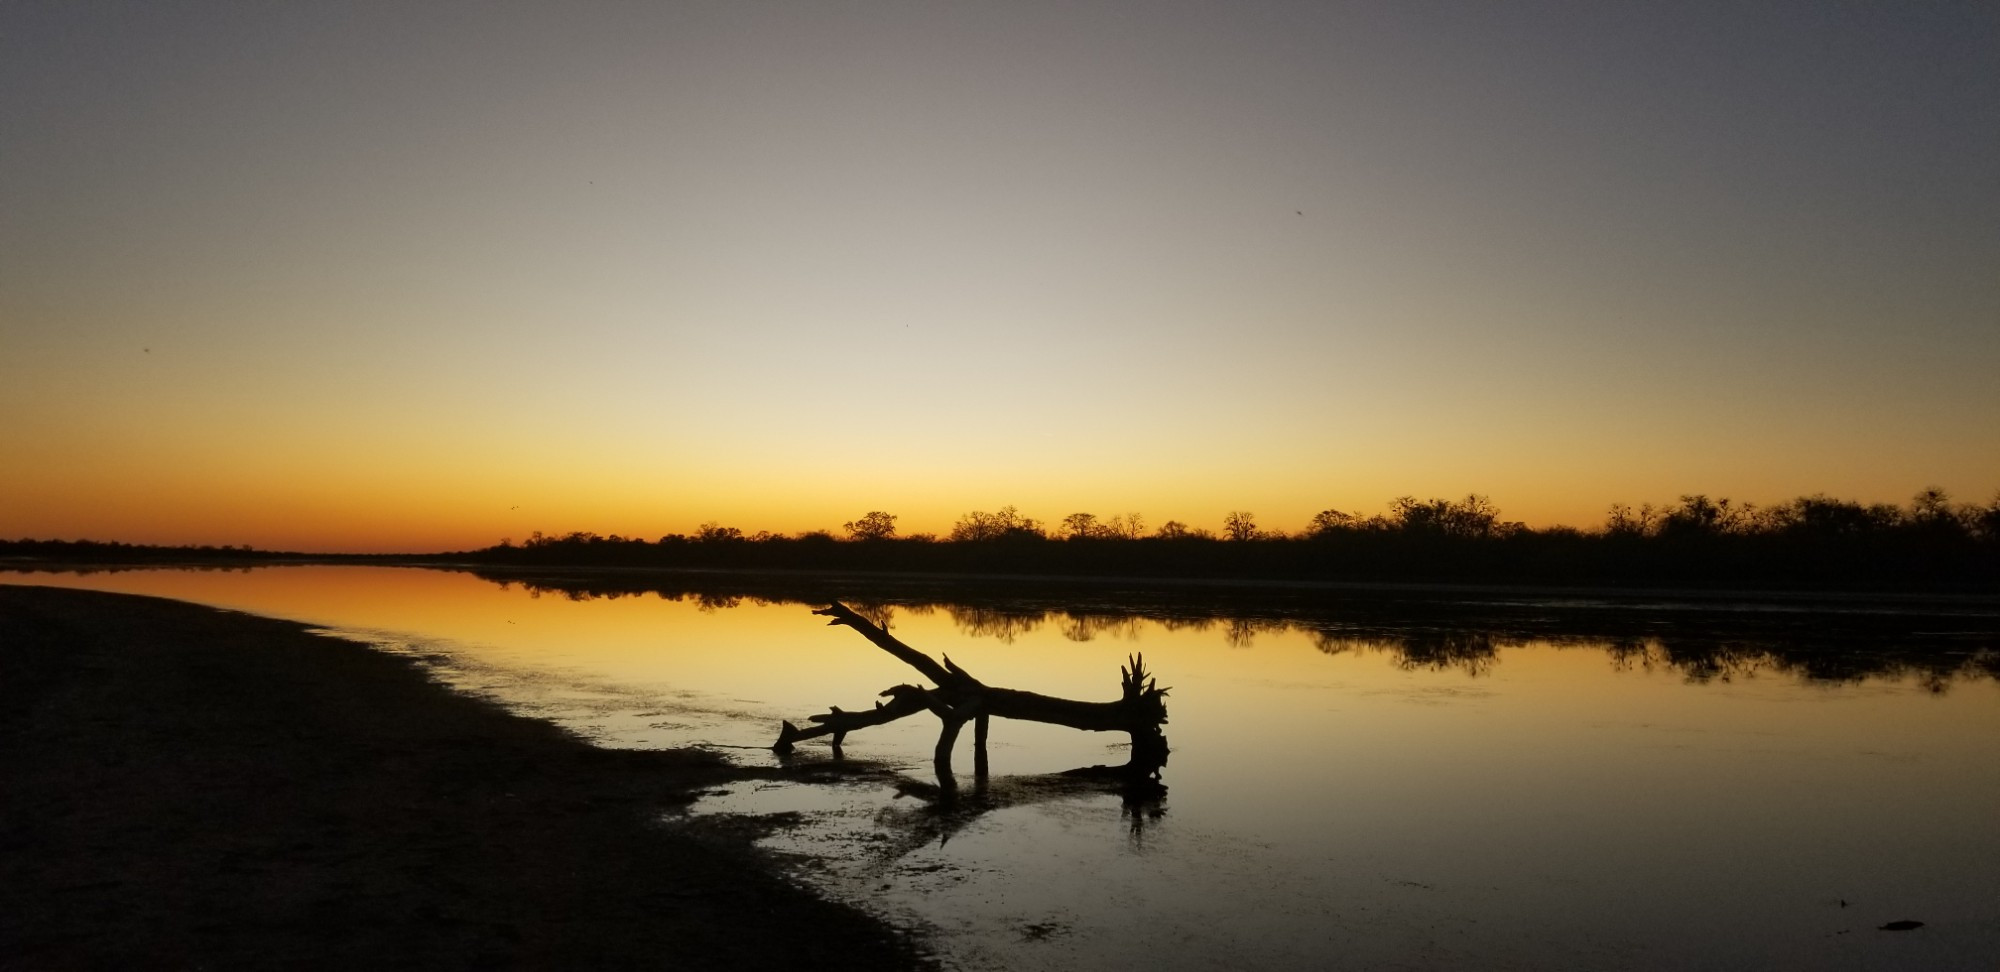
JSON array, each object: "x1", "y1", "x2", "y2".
[{"x1": 774, "y1": 602, "x2": 1169, "y2": 794}]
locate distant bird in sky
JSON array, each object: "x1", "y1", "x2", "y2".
[
  {"x1": 142, "y1": 347, "x2": 150, "y2": 353},
  {"x1": 1296, "y1": 210, "x2": 1303, "y2": 216}
]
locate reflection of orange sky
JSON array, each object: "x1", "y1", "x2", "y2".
[
  {"x1": 10, "y1": 565, "x2": 2000, "y2": 875},
  {"x1": 3, "y1": 566, "x2": 845, "y2": 701},
  {"x1": 10, "y1": 568, "x2": 1998, "y2": 813}
]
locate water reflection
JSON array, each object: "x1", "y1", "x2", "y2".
[
  {"x1": 457, "y1": 568, "x2": 2000, "y2": 690},
  {"x1": 887, "y1": 773, "x2": 1167, "y2": 848},
  {"x1": 8, "y1": 564, "x2": 2000, "y2": 969},
  {"x1": 27, "y1": 559, "x2": 1993, "y2": 690},
  {"x1": 804, "y1": 759, "x2": 1168, "y2": 852},
  {"x1": 1315, "y1": 630, "x2": 1503, "y2": 676}
]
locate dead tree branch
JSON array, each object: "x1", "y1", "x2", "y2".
[{"x1": 777, "y1": 602, "x2": 1170, "y2": 792}]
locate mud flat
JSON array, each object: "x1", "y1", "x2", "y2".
[{"x1": 0, "y1": 585, "x2": 924, "y2": 970}]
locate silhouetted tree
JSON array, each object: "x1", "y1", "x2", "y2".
[
  {"x1": 1905, "y1": 486, "x2": 1970, "y2": 540},
  {"x1": 1760, "y1": 495, "x2": 1898, "y2": 537},
  {"x1": 1306, "y1": 508, "x2": 1357, "y2": 537},
  {"x1": 1658, "y1": 495, "x2": 1750, "y2": 537},
  {"x1": 1107, "y1": 512, "x2": 1145, "y2": 539},
  {"x1": 1908, "y1": 486, "x2": 1953, "y2": 523},
  {"x1": 1223, "y1": 511, "x2": 1258, "y2": 542},
  {"x1": 842, "y1": 511, "x2": 898, "y2": 541},
  {"x1": 1972, "y1": 492, "x2": 2000, "y2": 542},
  {"x1": 1062, "y1": 512, "x2": 1100, "y2": 540},
  {"x1": 1389, "y1": 495, "x2": 1502, "y2": 539},
  {"x1": 1604, "y1": 503, "x2": 1660, "y2": 537},
  {"x1": 949, "y1": 506, "x2": 1044, "y2": 541},
  {"x1": 695, "y1": 522, "x2": 744, "y2": 543}
]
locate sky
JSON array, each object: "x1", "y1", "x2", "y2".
[{"x1": 3, "y1": 1, "x2": 1996, "y2": 552}]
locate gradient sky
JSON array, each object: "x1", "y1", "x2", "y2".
[{"x1": 4, "y1": 1, "x2": 1996, "y2": 551}]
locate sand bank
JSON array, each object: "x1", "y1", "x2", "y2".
[{"x1": 0, "y1": 585, "x2": 923, "y2": 970}]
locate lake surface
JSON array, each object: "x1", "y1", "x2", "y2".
[{"x1": 7, "y1": 565, "x2": 1998, "y2": 970}]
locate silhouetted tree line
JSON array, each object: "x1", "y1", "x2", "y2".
[
  {"x1": 0, "y1": 539, "x2": 423, "y2": 569},
  {"x1": 471, "y1": 490, "x2": 2000, "y2": 589},
  {"x1": 0, "y1": 538, "x2": 292, "y2": 564},
  {"x1": 9, "y1": 489, "x2": 1994, "y2": 589}
]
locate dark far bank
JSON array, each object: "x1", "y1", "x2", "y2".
[{"x1": 9, "y1": 489, "x2": 1998, "y2": 591}]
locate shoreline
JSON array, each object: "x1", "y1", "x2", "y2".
[
  {"x1": 10, "y1": 557, "x2": 1999, "y2": 615},
  {"x1": 442, "y1": 562, "x2": 2000, "y2": 613},
  {"x1": 0, "y1": 585, "x2": 926, "y2": 970},
  {"x1": 8, "y1": 553, "x2": 1997, "y2": 604}
]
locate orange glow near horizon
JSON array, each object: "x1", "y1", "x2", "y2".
[
  {"x1": 2, "y1": 357, "x2": 1991, "y2": 552},
  {"x1": 2, "y1": 457, "x2": 1993, "y2": 554},
  {"x1": 3, "y1": 5, "x2": 1995, "y2": 553},
  {"x1": 4, "y1": 476, "x2": 1997, "y2": 554}
]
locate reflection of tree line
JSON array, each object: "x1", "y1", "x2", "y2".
[
  {"x1": 1603, "y1": 637, "x2": 1999, "y2": 692},
  {"x1": 482, "y1": 572, "x2": 1999, "y2": 691},
  {"x1": 506, "y1": 581, "x2": 767, "y2": 613},
  {"x1": 1312, "y1": 630, "x2": 1506, "y2": 676},
  {"x1": 1312, "y1": 629, "x2": 1998, "y2": 688}
]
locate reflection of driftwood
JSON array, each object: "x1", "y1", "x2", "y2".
[
  {"x1": 880, "y1": 769, "x2": 1167, "y2": 852},
  {"x1": 774, "y1": 602, "x2": 1169, "y2": 794}
]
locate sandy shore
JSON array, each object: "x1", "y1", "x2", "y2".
[{"x1": 0, "y1": 585, "x2": 925, "y2": 970}]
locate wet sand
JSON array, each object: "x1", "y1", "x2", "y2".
[{"x1": 0, "y1": 585, "x2": 925, "y2": 970}]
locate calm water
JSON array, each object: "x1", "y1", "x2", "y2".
[{"x1": 7, "y1": 566, "x2": 1998, "y2": 970}]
